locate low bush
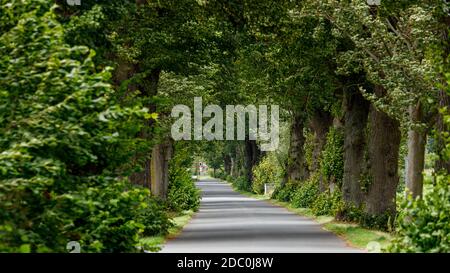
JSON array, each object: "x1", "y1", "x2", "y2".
[
  {"x1": 387, "y1": 179, "x2": 450, "y2": 252},
  {"x1": 252, "y1": 155, "x2": 280, "y2": 194},
  {"x1": 272, "y1": 182, "x2": 299, "y2": 202},
  {"x1": 291, "y1": 178, "x2": 320, "y2": 208},
  {"x1": 311, "y1": 190, "x2": 342, "y2": 216},
  {"x1": 233, "y1": 176, "x2": 251, "y2": 192},
  {"x1": 167, "y1": 168, "x2": 201, "y2": 212},
  {"x1": 138, "y1": 197, "x2": 173, "y2": 237}
]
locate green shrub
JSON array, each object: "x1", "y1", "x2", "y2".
[
  {"x1": 138, "y1": 197, "x2": 173, "y2": 237},
  {"x1": 167, "y1": 168, "x2": 201, "y2": 212},
  {"x1": 0, "y1": 2, "x2": 151, "y2": 252},
  {"x1": 233, "y1": 176, "x2": 251, "y2": 192},
  {"x1": 291, "y1": 177, "x2": 320, "y2": 208},
  {"x1": 226, "y1": 175, "x2": 234, "y2": 183},
  {"x1": 387, "y1": 179, "x2": 450, "y2": 252},
  {"x1": 311, "y1": 190, "x2": 342, "y2": 216},
  {"x1": 252, "y1": 154, "x2": 280, "y2": 194},
  {"x1": 335, "y1": 203, "x2": 364, "y2": 223},
  {"x1": 320, "y1": 127, "x2": 344, "y2": 186},
  {"x1": 272, "y1": 182, "x2": 299, "y2": 202}
]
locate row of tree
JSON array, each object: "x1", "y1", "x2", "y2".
[{"x1": 205, "y1": 0, "x2": 450, "y2": 230}]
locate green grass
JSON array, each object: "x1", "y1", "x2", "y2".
[{"x1": 139, "y1": 210, "x2": 195, "y2": 252}]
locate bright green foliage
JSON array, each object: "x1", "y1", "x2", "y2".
[
  {"x1": 388, "y1": 179, "x2": 450, "y2": 252},
  {"x1": 167, "y1": 168, "x2": 200, "y2": 212},
  {"x1": 232, "y1": 176, "x2": 251, "y2": 192},
  {"x1": 252, "y1": 154, "x2": 282, "y2": 194},
  {"x1": 0, "y1": 1, "x2": 160, "y2": 252},
  {"x1": 291, "y1": 176, "x2": 320, "y2": 208},
  {"x1": 320, "y1": 127, "x2": 344, "y2": 186},
  {"x1": 138, "y1": 197, "x2": 172, "y2": 237},
  {"x1": 272, "y1": 182, "x2": 299, "y2": 202},
  {"x1": 311, "y1": 190, "x2": 342, "y2": 216}
]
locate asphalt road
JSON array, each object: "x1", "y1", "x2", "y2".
[{"x1": 161, "y1": 178, "x2": 361, "y2": 253}]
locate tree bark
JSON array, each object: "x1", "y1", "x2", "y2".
[
  {"x1": 150, "y1": 140, "x2": 173, "y2": 199},
  {"x1": 309, "y1": 109, "x2": 333, "y2": 191},
  {"x1": 244, "y1": 139, "x2": 263, "y2": 187},
  {"x1": 223, "y1": 154, "x2": 231, "y2": 175},
  {"x1": 284, "y1": 114, "x2": 309, "y2": 185},
  {"x1": 405, "y1": 102, "x2": 426, "y2": 198},
  {"x1": 342, "y1": 89, "x2": 369, "y2": 207},
  {"x1": 364, "y1": 85, "x2": 401, "y2": 219},
  {"x1": 129, "y1": 68, "x2": 162, "y2": 192},
  {"x1": 435, "y1": 11, "x2": 450, "y2": 174}
]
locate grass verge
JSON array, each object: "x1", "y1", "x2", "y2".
[{"x1": 139, "y1": 210, "x2": 195, "y2": 252}]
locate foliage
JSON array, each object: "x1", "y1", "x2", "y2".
[
  {"x1": 320, "y1": 127, "x2": 344, "y2": 186},
  {"x1": 138, "y1": 197, "x2": 172, "y2": 237},
  {"x1": 252, "y1": 154, "x2": 282, "y2": 194},
  {"x1": 388, "y1": 178, "x2": 450, "y2": 252},
  {"x1": 272, "y1": 182, "x2": 299, "y2": 202},
  {"x1": 0, "y1": 1, "x2": 164, "y2": 252},
  {"x1": 311, "y1": 190, "x2": 342, "y2": 216},
  {"x1": 291, "y1": 176, "x2": 320, "y2": 208},
  {"x1": 232, "y1": 176, "x2": 251, "y2": 192},
  {"x1": 167, "y1": 168, "x2": 200, "y2": 212}
]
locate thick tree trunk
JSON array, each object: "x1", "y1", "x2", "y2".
[
  {"x1": 435, "y1": 89, "x2": 450, "y2": 174},
  {"x1": 342, "y1": 89, "x2": 369, "y2": 207},
  {"x1": 284, "y1": 114, "x2": 309, "y2": 185},
  {"x1": 224, "y1": 154, "x2": 231, "y2": 175},
  {"x1": 364, "y1": 86, "x2": 401, "y2": 220},
  {"x1": 435, "y1": 12, "x2": 450, "y2": 174},
  {"x1": 405, "y1": 102, "x2": 426, "y2": 198},
  {"x1": 309, "y1": 109, "x2": 333, "y2": 191},
  {"x1": 244, "y1": 139, "x2": 263, "y2": 187},
  {"x1": 129, "y1": 68, "x2": 162, "y2": 192},
  {"x1": 150, "y1": 140, "x2": 173, "y2": 199}
]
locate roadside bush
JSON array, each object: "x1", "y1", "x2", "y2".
[
  {"x1": 167, "y1": 168, "x2": 201, "y2": 212},
  {"x1": 0, "y1": 2, "x2": 152, "y2": 253},
  {"x1": 387, "y1": 179, "x2": 450, "y2": 252},
  {"x1": 233, "y1": 176, "x2": 251, "y2": 192},
  {"x1": 252, "y1": 154, "x2": 280, "y2": 194},
  {"x1": 311, "y1": 190, "x2": 342, "y2": 216},
  {"x1": 320, "y1": 127, "x2": 344, "y2": 186},
  {"x1": 291, "y1": 177, "x2": 320, "y2": 208},
  {"x1": 272, "y1": 182, "x2": 299, "y2": 202},
  {"x1": 138, "y1": 197, "x2": 173, "y2": 237}
]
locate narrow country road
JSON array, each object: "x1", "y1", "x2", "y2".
[{"x1": 161, "y1": 178, "x2": 361, "y2": 253}]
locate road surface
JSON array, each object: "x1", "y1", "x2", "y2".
[{"x1": 161, "y1": 178, "x2": 361, "y2": 253}]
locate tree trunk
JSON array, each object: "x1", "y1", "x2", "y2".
[
  {"x1": 405, "y1": 102, "x2": 426, "y2": 198},
  {"x1": 129, "y1": 68, "x2": 162, "y2": 191},
  {"x1": 435, "y1": 12, "x2": 450, "y2": 174},
  {"x1": 364, "y1": 85, "x2": 401, "y2": 220},
  {"x1": 244, "y1": 139, "x2": 263, "y2": 187},
  {"x1": 150, "y1": 140, "x2": 173, "y2": 199},
  {"x1": 342, "y1": 89, "x2": 369, "y2": 207},
  {"x1": 284, "y1": 114, "x2": 309, "y2": 185},
  {"x1": 224, "y1": 154, "x2": 231, "y2": 175},
  {"x1": 309, "y1": 109, "x2": 333, "y2": 191}
]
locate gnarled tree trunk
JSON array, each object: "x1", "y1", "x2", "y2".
[
  {"x1": 342, "y1": 89, "x2": 369, "y2": 207},
  {"x1": 364, "y1": 85, "x2": 401, "y2": 220},
  {"x1": 284, "y1": 114, "x2": 309, "y2": 185}
]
